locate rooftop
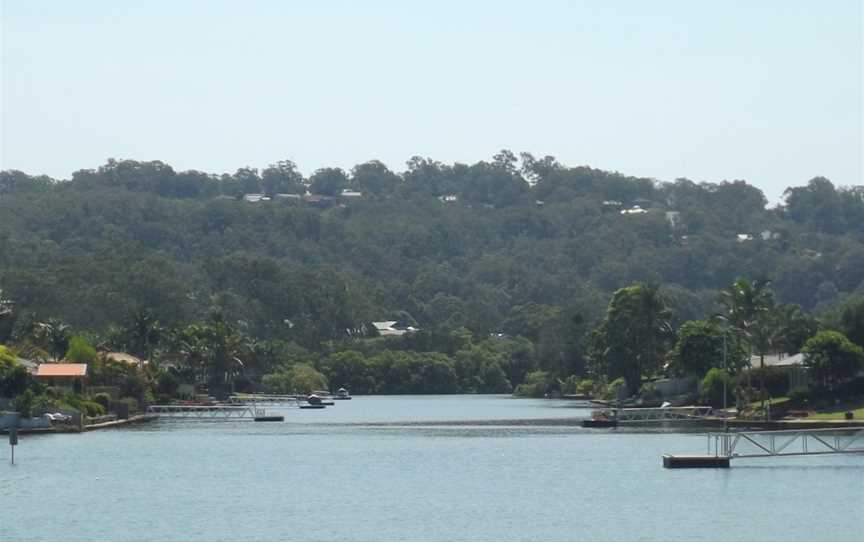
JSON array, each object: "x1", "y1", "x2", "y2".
[{"x1": 36, "y1": 363, "x2": 89, "y2": 377}]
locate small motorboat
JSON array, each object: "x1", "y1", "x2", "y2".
[{"x1": 333, "y1": 387, "x2": 352, "y2": 400}]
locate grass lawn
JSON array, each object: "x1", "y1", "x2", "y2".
[
  {"x1": 745, "y1": 396, "x2": 864, "y2": 420},
  {"x1": 808, "y1": 398, "x2": 864, "y2": 420}
]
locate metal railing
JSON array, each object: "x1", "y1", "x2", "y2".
[
  {"x1": 708, "y1": 427, "x2": 864, "y2": 458},
  {"x1": 146, "y1": 405, "x2": 265, "y2": 419}
]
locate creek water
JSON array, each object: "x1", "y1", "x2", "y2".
[{"x1": 1, "y1": 395, "x2": 862, "y2": 542}]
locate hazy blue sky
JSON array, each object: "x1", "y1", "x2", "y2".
[{"x1": 1, "y1": 0, "x2": 861, "y2": 202}]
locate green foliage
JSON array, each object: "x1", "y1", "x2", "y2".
[
  {"x1": 263, "y1": 364, "x2": 328, "y2": 394},
  {"x1": 91, "y1": 392, "x2": 112, "y2": 411},
  {"x1": 665, "y1": 320, "x2": 747, "y2": 377},
  {"x1": 841, "y1": 298, "x2": 864, "y2": 348},
  {"x1": 599, "y1": 377, "x2": 626, "y2": 401},
  {"x1": 0, "y1": 345, "x2": 16, "y2": 366},
  {"x1": 13, "y1": 389, "x2": 35, "y2": 417},
  {"x1": 743, "y1": 366, "x2": 790, "y2": 397},
  {"x1": 802, "y1": 331, "x2": 864, "y2": 390},
  {"x1": 788, "y1": 386, "x2": 812, "y2": 406},
  {"x1": 309, "y1": 167, "x2": 348, "y2": 196},
  {"x1": 588, "y1": 283, "x2": 673, "y2": 394},
  {"x1": 699, "y1": 368, "x2": 732, "y2": 408},
  {"x1": 78, "y1": 400, "x2": 106, "y2": 417},
  {"x1": 1, "y1": 155, "x2": 862, "y2": 397},
  {"x1": 514, "y1": 370, "x2": 552, "y2": 398},
  {"x1": 65, "y1": 336, "x2": 98, "y2": 364},
  {"x1": 0, "y1": 345, "x2": 32, "y2": 398}
]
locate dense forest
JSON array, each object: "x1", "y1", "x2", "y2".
[{"x1": 1, "y1": 153, "x2": 863, "y2": 400}]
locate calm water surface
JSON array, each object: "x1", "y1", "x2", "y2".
[{"x1": 1, "y1": 395, "x2": 862, "y2": 542}]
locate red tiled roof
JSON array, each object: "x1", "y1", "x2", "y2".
[{"x1": 36, "y1": 363, "x2": 88, "y2": 377}]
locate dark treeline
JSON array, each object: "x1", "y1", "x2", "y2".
[{"x1": 1, "y1": 153, "x2": 862, "y2": 398}]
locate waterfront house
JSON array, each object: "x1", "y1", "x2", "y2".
[
  {"x1": 750, "y1": 352, "x2": 809, "y2": 391},
  {"x1": 35, "y1": 363, "x2": 89, "y2": 393}
]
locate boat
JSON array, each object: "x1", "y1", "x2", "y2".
[{"x1": 333, "y1": 387, "x2": 352, "y2": 400}]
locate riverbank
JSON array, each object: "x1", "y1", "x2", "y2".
[
  {"x1": 0, "y1": 414, "x2": 154, "y2": 435},
  {"x1": 349, "y1": 415, "x2": 864, "y2": 429}
]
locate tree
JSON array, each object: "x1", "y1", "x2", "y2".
[
  {"x1": 263, "y1": 363, "x2": 328, "y2": 394},
  {"x1": 841, "y1": 298, "x2": 864, "y2": 348},
  {"x1": 718, "y1": 278, "x2": 776, "y2": 364},
  {"x1": 122, "y1": 309, "x2": 163, "y2": 361},
  {"x1": 232, "y1": 167, "x2": 262, "y2": 194},
  {"x1": 802, "y1": 331, "x2": 864, "y2": 390},
  {"x1": 665, "y1": 320, "x2": 747, "y2": 377},
  {"x1": 0, "y1": 288, "x2": 14, "y2": 342},
  {"x1": 773, "y1": 304, "x2": 819, "y2": 354},
  {"x1": 309, "y1": 167, "x2": 348, "y2": 196},
  {"x1": 588, "y1": 283, "x2": 673, "y2": 395},
  {"x1": 64, "y1": 336, "x2": 98, "y2": 364},
  {"x1": 261, "y1": 160, "x2": 305, "y2": 196},
  {"x1": 351, "y1": 160, "x2": 401, "y2": 196},
  {"x1": 27, "y1": 318, "x2": 72, "y2": 361}
]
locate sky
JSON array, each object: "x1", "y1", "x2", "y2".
[{"x1": 1, "y1": 0, "x2": 862, "y2": 203}]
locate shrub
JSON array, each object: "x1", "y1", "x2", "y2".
[
  {"x1": 155, "y1": 370, "x2": 179, "y2": 397},
  {"x1": 744, "y1": 366, "x2": 789, "y2": 397},
  {"x1": 91, "y1": 392, "x2": 111, "y2": 410},
  {"x1": 79, "y1": 401, "x2": 106, "y2": 417},
  {"x1": 788, "y1": 386, "x2": 812, "y2": 406},
  {"x1": 576, "y1": 379, "x2": 595, "y2": 396},
  {"x1": 13, "y1": 389, "x2": 35, "y2": 417},
  {"x1": 64, "y1": 336, "x2": 99, "y2": 364},
  {"x1": 599, "y1": 377, "x2": 626, "y2": 401},
  {"x1": 699, "y1": 368, "x2": 732, "y2": 408},
  {"x1": 514, "y1": 370, "x2": 551, "y2": 397}
]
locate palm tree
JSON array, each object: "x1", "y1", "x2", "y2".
[
  {"x1": 29, "y1": 318, "x2": 72, "y2": 361},
  {"x1": 123, "y1": 309, "x2": 163, "y2": 363},
  {"x1": 718, "y1": 278, "x2": 776, "y2": 410}
]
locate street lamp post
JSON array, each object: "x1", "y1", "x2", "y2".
[{"x1": 722, "y1": 331, "x2": 728, "y2": 434}]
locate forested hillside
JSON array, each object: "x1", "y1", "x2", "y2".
[{"x1": 1, "y1": 153, "x2": 862, "y2": 395}]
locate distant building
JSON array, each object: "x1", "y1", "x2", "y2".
[
  {"x1": 736, "y1": 233, "x2": 753, "y2": 242},
  {"x1": 274, "y1": 193, "x2": 303, "y2": 201},
  {"x1": 102, "y1": 352, "x2": 147, "y2": 367},
  {"x1": 243, "y1": 194, "x2": 271, "y2": 202},
  {"x1": 438, "y1": 194, "x2": 458, "y2": 203},
  {"x1": 303, "y1": 194, "x2": 335, "y2": 208},
  {"x1": 340, "y1": 189, "x2": 363, "y2": 198},
  {"x1": 620, "y1": 205, "x2": 648, "y2": 215},
  {"x1": 372, "y1": 321, "x2": 418, "y2": 337}
]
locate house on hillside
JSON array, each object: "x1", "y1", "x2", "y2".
[
  {"x1": 372, "y1": 321, "x2": 418, "y2": 337},
  {"x1": 620, "y1": 205, "x2": 648, "y2": 215},
  {"x1": 102, "y1": 352, "x2": 147, "y2": 368},
  {"x1": 243, "y1": 193, "x2": 271, "y2": 203}
]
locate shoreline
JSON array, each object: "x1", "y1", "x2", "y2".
[{"x1": 1, "y1": 414, "x2": 155, "y2": 435}]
